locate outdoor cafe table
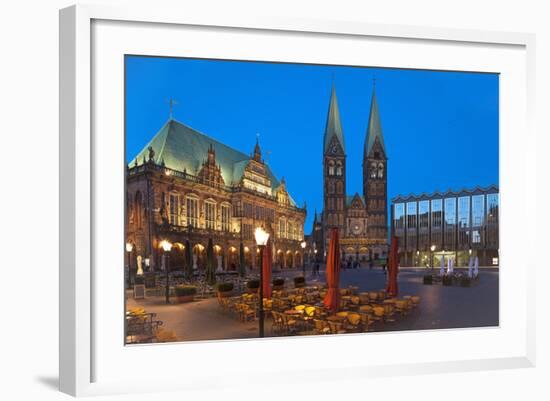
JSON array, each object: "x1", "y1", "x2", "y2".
[{"x1": 327, "y1": 313, "x2": 348, "y2": 322}]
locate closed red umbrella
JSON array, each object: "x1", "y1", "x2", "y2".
[
  {"x1": 262, "y1": 238, "x2": 272, "y2": 299},
  {"x1": 386, "y1": 236, "x2": 399, "y2": 297},
  {"x1": 323, "y1": 228, "x2": 341, "y2": 313}
]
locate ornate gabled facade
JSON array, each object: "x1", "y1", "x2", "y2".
[
  {"x1": 126, "y1": 118, "x2": 306, "y2": 272},
  {"x1": 319, "y1": 85, "x2": 389, "y2": 262}
]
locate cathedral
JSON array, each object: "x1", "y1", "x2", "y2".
[{"x1": 312, "y1": 84, "x2": 389, "y2": 263}]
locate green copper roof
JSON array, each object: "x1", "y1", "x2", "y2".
[
  {"x1": 129, "y1": 119, "x2": 291, "y2": 202},
  {"x1": 323, "y1": 85, "x2": 345, "y2": 153},
  {"x1": 364, "y1": 88, "x2": 386, "y2": 157}
]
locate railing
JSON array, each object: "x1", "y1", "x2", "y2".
[{"x1": 156, "y1": 223, "x2": 240, "y2": 239}]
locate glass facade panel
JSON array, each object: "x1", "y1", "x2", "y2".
[
  {"x1": 458, "y1": 196, "x2": 470, "y2": 228},
  {"x1": 394, "y1": 203, "x2": 405, "y2": 229},
  {"x1": 406, "y1": 202, "x2": 417, "y2": 229},
  {"x1": 487, "y1": 193, "x2": 499, "y2": 224},
  {"x1": 444, "y1": 198, "x2": 456, "y2": 248},
  {"x1": 472, "y1": 195, "x2": 484, "y2": 226},
  {"x1": 487, "y1": 193, "x2": 499, "y2": 247},
  {"x1": 458, "y1": 196, "x2": 470, "y2": 247},
  {"x1": 418, "y1": 201, "x2": 429, "y2": 228},
  {"x1": 431, "y1": 199, "x2": 442, "y2": 228},
  {"x1": 444, "y1": 198, "x2": 456, "y2": 226}
]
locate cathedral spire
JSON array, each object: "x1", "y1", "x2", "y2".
[
  {"x1": 323, "y1": 84, "x2": 345, "y2": 154},
  {"x1": 364, "y1": 86, "x2": 386, "y2": 158}
]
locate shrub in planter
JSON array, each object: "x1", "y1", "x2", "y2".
[
  {"x1": 272, "y1": 278, "x2": 285, "y2": 290},
  {"x1": 174, "y1": 285, "x2": 197, "y2": 302},
  {"x1": 442, "y1": 275, "x2": 453, "y2": 286},
  {"x1": 216, "y1": 282, "x2": 234, "y2": 297},
  {"x1": 423, "y1": 274, "x2": 433, "y2": 285},
  {"x1": 460, "y1": 276, "x2": 471, "y2": 287},
  {"x1": 294, "y1": 276, "x2": 306, "y2": 288},
  {"x1": 246, "y1": 279, "x2": 260, "y2": 293}
]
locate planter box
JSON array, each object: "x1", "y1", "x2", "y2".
[
  {"x1": 133, "y1": 284, "x2": 145, "y2": 299},
  {"x1": 176, "y1": 295, "x2": 194, "y2": 303},
  {"x1": 217, "y1": 290, "x2": 233, "y2": 298}
]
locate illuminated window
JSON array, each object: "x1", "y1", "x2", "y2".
[
  {"x1": 186, "y1": 196, "x2": 199, "y2": 227},
  {"x1": 279, "y1": 218, "x2": 286, "y2": 238},
  {"x1": 169, "y1": 192, "x2": 179, "y2": 225},
  {"x1": 205, "y1": 201, "x2": 216, "y2": 230},
  {"x1": 221, "y1": 204, "x2": 231, "y2": 231}
]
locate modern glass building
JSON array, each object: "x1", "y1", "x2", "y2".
[{"x1": 391, "y1": 185, "x2": 499, "y2": 267}]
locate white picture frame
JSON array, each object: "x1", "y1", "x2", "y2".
[{"x1": 59, "y1": 4, "x2": 536, "y2": 397}]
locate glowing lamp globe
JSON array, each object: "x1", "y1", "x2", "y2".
[{"x1": 254, "y1": 227, "x2": 270, "y2": 246}]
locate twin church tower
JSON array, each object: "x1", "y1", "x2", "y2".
[{"x1": 316, "y1": 84, "x2": 389, "y2": 262}]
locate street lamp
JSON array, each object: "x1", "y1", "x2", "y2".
[
  {"x1": 300, "y1": 241, "x2": 306, "y2": 276},
  {"x1": 126, "y1": 242, "x2": 134, "y2": 290},
  {"x1": 254, "y1": 227, "x2": 270, "y2": 338},
  {"x1": 430, "y1": 244, "x2": 436, "y2": 271},
  {"x1": 160, "y1": 240, "x2": 173, "y2": 304}
]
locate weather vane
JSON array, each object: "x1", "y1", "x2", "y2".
[{"x1": 167, "y1": 97, "x2": 178, "y2": 119}]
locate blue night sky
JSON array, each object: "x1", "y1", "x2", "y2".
[{"x1": 126, "y1": 56, "x2": 499, "y2": 233}]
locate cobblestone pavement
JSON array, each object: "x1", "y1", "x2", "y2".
[{"x1": 126, "y1": 266, "x2": 499, "y2": 343}]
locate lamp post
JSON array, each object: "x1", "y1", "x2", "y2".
[
  {"x1": 300, "y1": 241, "x2": 306, "y2": 276},
  {"x1": 160, "y1": 240, "x2": 173, "y2": 304},
  {"x1": 126, "y1": 242, "x2": 133, "y2": 290},
  {"x1": 430, "y1": 244, "x2": 436, "y2": 271},
  {"x1": 254, "y1": 227, "x2": 270, "y2": 338}
]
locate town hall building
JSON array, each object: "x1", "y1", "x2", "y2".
[{"x1": 125, "y1": 118, "x2": 307, "y2": 273}]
